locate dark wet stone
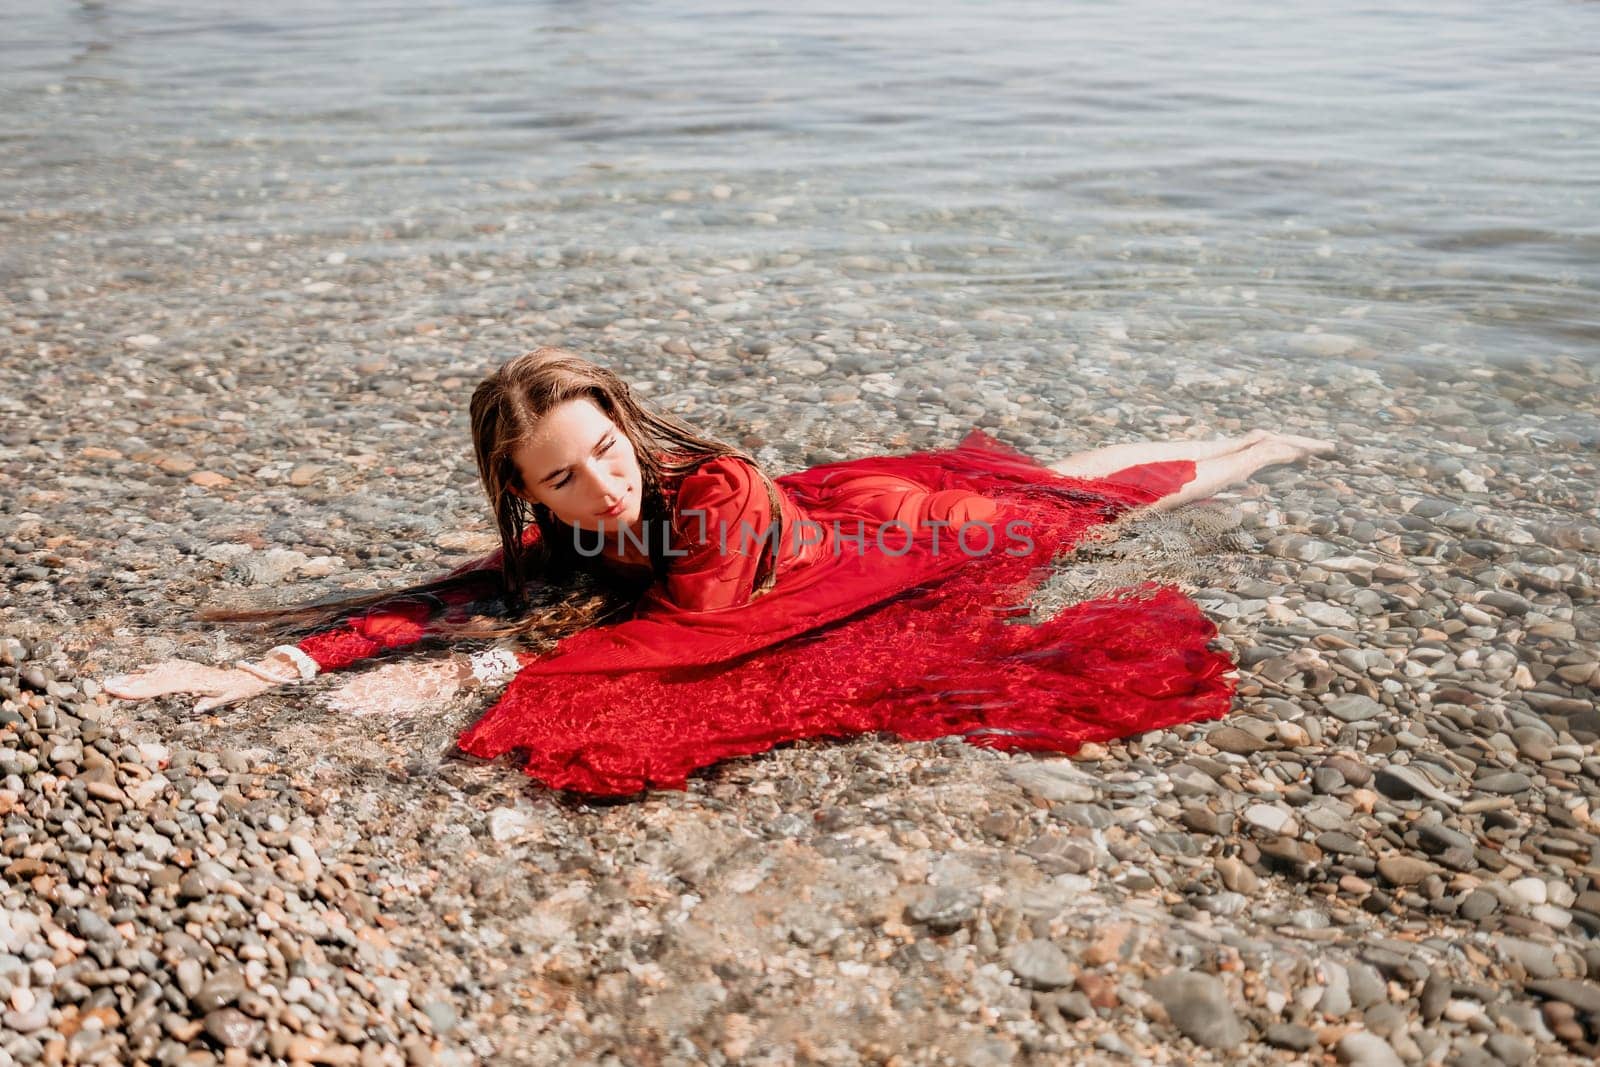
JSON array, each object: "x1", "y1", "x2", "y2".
[
  {"x1": 1420, "y1": 974, "x2": 1451, "y2": 1022},
  {"x1": 1259, "y1": 837, "x2": 1322, "y2": 873},
  {"x1": 1415, "y1": 823, "x2": 1471, "y2": 855}
]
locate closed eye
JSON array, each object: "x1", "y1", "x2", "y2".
[{"x1": 551, "y1": 435, "x2": 617, "y2": 489}]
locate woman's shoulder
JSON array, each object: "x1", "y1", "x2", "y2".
[
  {"x1": 665, "y1": 454, "x2": 771, "y2": 528},
  {"x1": 662, "y1": 452, "x2": 760, "y2": 495}
]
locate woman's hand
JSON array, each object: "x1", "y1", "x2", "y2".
[
  {"x1": 102, "y1": 659, "x2": 283, "y2": 714},
  {"x1": 322, "y1": 658, "x2": 471, "y2": 718}
]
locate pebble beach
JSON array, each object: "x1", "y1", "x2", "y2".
[{"x1": 4, "y1": 1, "x2": 1600, "y2": 1064}]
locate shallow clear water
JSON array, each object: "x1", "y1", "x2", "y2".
[{"x1": 3, "y1": 0, "x2": 1598, "y2": 369}]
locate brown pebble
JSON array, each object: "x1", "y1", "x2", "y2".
[
  {"x1": 1075, "y1": 971, "x2": 1120, "y2": 1009},
  {"x1": 1083, "y1": 922, "x2": 1134, "y2": 966},
  {"x1": 1338, "y1": 875, "x2": 1372, "y2": 896},
  {"x1": 287, "y1": 1036, "x2": 361, "y2": 1066},
  {"x1": 189, "y1": 471, "x2": 233, "y2": 488},
  {"x1": 1217, "y1": 857, "x2": 1260, "y2": 895},
  {"x1": 1377, "y1": 856, "x2": 1440, "y2": 887},
  {"x1": 86, "y1": 781, "x2": 126, "y2": 803},
  {"x1": 1208, "y1": 726, "x2": 1273, "y2": 755}
]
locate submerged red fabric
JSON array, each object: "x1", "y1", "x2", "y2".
[{"x1": 447, "y1": 430, "x2": 1236, "y2": 795}]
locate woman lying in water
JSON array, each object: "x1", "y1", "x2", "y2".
[{"x1": 104, "y1": 347, "x2": 1333, "y2": 795}]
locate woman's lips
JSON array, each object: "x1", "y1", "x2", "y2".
[{"x1": 599, "y1": 492, "x2": 629, "y2": 518}]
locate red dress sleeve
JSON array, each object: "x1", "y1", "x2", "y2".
[
  {"x1": 295, "y1": 526, "x2": 535, "y2": 671},
  {"x1": 644, "y1": 456, "x2": 776, "y2": 614}
]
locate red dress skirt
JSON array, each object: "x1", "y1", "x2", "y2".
[{"x1": 302, "y1": 430, "x2": 1235, "y2": 795}]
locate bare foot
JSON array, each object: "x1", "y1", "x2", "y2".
[{"x1": 1264, "y1": 432, "x2": 1336, "y2": 459}]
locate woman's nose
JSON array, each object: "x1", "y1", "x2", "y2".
[{"x1": 581, "y1": 464, "x2": 623, "y2": 501}]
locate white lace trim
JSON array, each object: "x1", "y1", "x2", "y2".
[
  {"x1": 469, "y1": 648, "x2": 521, "y2": 687},
  {"x1": 267, "y1": 644, "x2": 322, "y2": 682}
]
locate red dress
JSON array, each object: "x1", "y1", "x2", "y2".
[{"x1": 299, "y1": 430, "x2": 1234, "y2": 795}]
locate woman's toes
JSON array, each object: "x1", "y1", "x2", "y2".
[
  {"x1": 1267, "y1": 432, "x2": 1335, "y2": 457},
  {"x1": 1290, "y1": 434, "x2": 1336, "y2": 456}
]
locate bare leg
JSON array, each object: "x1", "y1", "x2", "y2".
[
  {"x1": 1143, "y1": 434, "x2": 1333, "y2": 513},
  {"x1": 1050, "y1": 431, "x2": 1269, "y2": 479}
]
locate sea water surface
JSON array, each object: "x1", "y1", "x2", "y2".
[{"x1": 3, "y1": 0, "x2": 1597, "y2": 378}]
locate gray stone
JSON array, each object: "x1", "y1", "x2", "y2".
[
  {"x1": 1004, "y1": 762, "x2": 1098, "y2": 803},
  {"x1": 1448, "y1": 1044, "x2": 1496, "y2": 1067},
  {"x1": 1524, "y1": 977, "x2": 1600, "y2": 1014},
  {"x1": 422, "y1": 999, "x2": 458, "y2": 1036},
  {"x1": 1475, "y1": 772, "x2": 1533, "y2": 795},
  {"x1": 1373, "y1": 765, "x2": 1461, "y2": 808},
  {"x1": 1363, "y1": 1002, "x2": 1407, "y2": 1038},
  {"x1": 1460, "y1": 889, "x2": 1499, "y2": 921},
  {"x1": 1336, "y1": 1031, "x2": 1405, "y2": 1067},
  {"x1": 1264, "y1": 1023, "x2": 1317, "y2": 1052},
  {"x1": 1484, "y1": 1033, "x2": 1533, "y2": 1066},
  {"x1": 203, "y1": 1007, "x2": 262, "y2": 1049},
  {"x1": 907, "y1": 887, "x2": 979, "y2": 932},
  {"x1": 1510, "y1": 728, "x2": 1554, "y2": 762},
  {"x1": 1346, "y1": 961, "x2": 1387, "y2": 1009},
  {"x1": 1327, "y1": 695, "x2": 1385, "y2": 723},
  {"x1": 1319, "y1": 962, "x2": 1352, "y2": 1017},
  {"x1": 1415, "y1": 823, "x2": 1471, "y2": 855},
  {"x1": 193, "y1": 966, "x2": 246, "y2": 1011},
  {"x1": 1007, "y1": 939, "x2": 1075, "y2": 991},
  {"x1": 1146, "y1": 970, "x2": 1246, "y2": 1050},
  {"x1": 1419, "y1": 973, "x2": 1450, "y2": 1022},
  {"x1": 72, "y1": 908, "x2": 117, "y2": 943}
]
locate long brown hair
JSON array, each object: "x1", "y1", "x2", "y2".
[{"x1": 201, "y1": 347, "x2": 770, "y2": 652}]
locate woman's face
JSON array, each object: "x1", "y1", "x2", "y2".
[{"x1": 510, "y1": 397, "x2": 643, "y2": 532}]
